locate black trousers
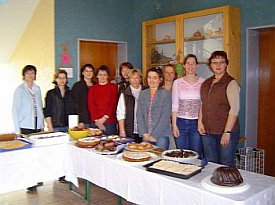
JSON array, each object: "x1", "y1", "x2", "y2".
[{"x1": 20, "y1": 128, "x2": 41, "y2": 135}]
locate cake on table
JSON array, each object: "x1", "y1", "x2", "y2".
[
  {"x1": 122, "y1": 151, "x2": 151, "y2": 162},
  {"x1": 210, "y1": 166, "x2": 243, "y2": 187}
]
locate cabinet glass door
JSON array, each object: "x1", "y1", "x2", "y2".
[
  {"x1": 146, "y1": 21, "x2": 176, "y2": 67},
  {"x1": 183, "y1": 13, "x2": 223, "y2": 64}
]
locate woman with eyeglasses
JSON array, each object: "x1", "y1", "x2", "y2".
[
  {"x1": 137, "y1": 67, "x2": 172, "y2": 149},
  {"x1": 172, "y1": 54, "x2": 204, "y2": 157},
  {"x1": 198, "y1": 50, "x2": 240, "y2": 167}
]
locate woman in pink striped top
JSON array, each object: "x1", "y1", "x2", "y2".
[{"x1": 172, "y1": 54, "x2": 204, "y2": 157}]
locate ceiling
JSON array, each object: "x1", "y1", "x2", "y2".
[{"x1": 0, "y1": 0, "x2": 40, "y2": 63}]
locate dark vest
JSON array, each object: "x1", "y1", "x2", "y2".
[
  {"x1": 123, "y1": 85, "x2": 146, "y2": 137},
  {"x1": 200, "y1": 72, "x2": 239, "y2": 134}
]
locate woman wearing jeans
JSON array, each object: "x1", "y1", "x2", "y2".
[
  {"x1": 198, "y1": 51, "x2": 240, "y2": 167},
  {"x1": 172, "y1": 54, "x2": 204, "y2": 158},
  {"x1": 137, "y1": 67, "x2": 172, "y2": 149}
]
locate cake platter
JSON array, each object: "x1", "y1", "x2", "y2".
[
  {"x1": 201, "y1": 175, "x2": 250, "y2": 194},
  {"x1": 116, "y1": 152, "x2": 159, "y2": 165}
]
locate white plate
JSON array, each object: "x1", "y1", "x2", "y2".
[
  {"x1": 91, "y1": 144, "x2": 124, "y2": 155},
  {"x1": 161, "y1": 149, "x2": 198, "y2": 163},
  {"x1": 28, "y1": 132, "x2": 69, "y2": 146},
  {"x1": 201, "y1": 175, "x2": 250, "y2": 194},
  {"x1": 116, "y1": 152, "x2": 159, "y2": 165}
]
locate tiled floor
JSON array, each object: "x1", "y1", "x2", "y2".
[{"x1": 0, "y1": 180, "x2": 134, "y2": 205}]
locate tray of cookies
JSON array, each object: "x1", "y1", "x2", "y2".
[{"x1": 143, "y1": 159, "x2": 203, "y2": 179}]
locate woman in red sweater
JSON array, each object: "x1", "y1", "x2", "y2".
[{"x1": 88, "y1": 65, "x2": 118, "y2": 135}]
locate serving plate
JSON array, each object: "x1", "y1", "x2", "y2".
[
  {"x1": 124, "y1": 142, "x2": 155, "y2": 152},
  {"x1": 201, "y1": 175, "x2": 250, "y2": 194},
  {"x1": 144, "y1": 159, "x2": 202, "y2": 179},
  {"x1": 116, "y1": 152, "x2": 158, "y2": 165},
  {"x1": 161, "y1": 149, "x2": 198, "y2": 163},
  {"x1": 0, "y1": 138, "x2": 32, "y2": 152},
  {"x1": 28, "y1": 132, "x2": 69, "y2": 146},
  {"x1": 92, "y1": 144, "x2": 125, "y2": 155},
  {"x1": 99, "y1": 135, "x2": 134, "y2": 144}
]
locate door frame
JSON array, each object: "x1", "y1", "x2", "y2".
[
  {"x1": 245, "y1": 24, "x2": 275, "y2": 147},
  {"x1": 77, "y1": 38, "x2": 128, "y2": 81}
]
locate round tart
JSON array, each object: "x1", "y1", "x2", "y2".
[
  {"x1": 0, "y1": 140, "x2": 28, "y2": 150},
  {"x1": 122, "y1": 151, "x2": 151, "y2": 162},
  {"x1": 76, "y1": 137, "x2": 100, "y2": 148}
]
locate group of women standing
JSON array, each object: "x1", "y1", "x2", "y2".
[{"x1": 12, "y1": 50, "x2": 240, "y2": 167}]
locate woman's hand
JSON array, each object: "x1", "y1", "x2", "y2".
[
  {"x1": 143, "y1": 133, "x2": 156, "y2": 142},
  {"x1": 95, "y1": 120, "x2": 106, "y2": 131},
  {"x1": 172, "y1": 125, "x2": 180, "y2": 137},
  {"x1": 119, "y1": 130, "x2": 126, "y2": 137},
  {"x1": 197, "y1": 121, "x2": 206, "y2": 135},
  {"x1": 220, "y1": 133, "x2": 230, "y2": 147}
]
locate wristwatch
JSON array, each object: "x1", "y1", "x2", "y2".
[{"x1": 223, "y1": 131, "x2": 231, "y2": 134}]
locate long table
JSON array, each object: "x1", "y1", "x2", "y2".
[
  {"x1": 0, "y1": 143, "x2": 66, "y2": 193},
  {"x1": 64, "y1": 144, "x2": 275, "y2": 205}
]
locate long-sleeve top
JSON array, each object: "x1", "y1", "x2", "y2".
[
  {"x1": 172, "y1": 77, "x2": 204, "y2": 119},
  {"x1": 72, "y1": 79, "x2": 91, "y2": 124},
  {"x1": 137, "y1": 88, "x2": 172, "y2": 138},
  {"x1": 88, "y1": 83, "x2": 118, "y2": 124},
  {"x1": 12, "y1": 82, "x2": 44, "y2": 133},
  {"x1": 44, "y1": 86, "x2": 75, "y2": 127}
]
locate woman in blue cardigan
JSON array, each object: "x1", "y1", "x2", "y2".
[{"x1": 137, "y1": 67, "x2": 172, "y2": 149}]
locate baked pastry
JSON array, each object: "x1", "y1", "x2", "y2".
[
  {"x1": 126, "y1": 142, "x2": 153, "y2": 151},
  {"x1": 0, "y1": 140, "x2": 28, "y2": 150},
  {"x1": 150, "y1": 160, "x2": 201, "y2": 175},
  {"x1": 211, "y1": 166, "x2": 243, "y2": 187},
  {"x1": 76, "y1": 137, "x2": 100, "y2": 148},
  {"x1": 122, "y1": 151, "x2": 151, "y2": 162},
  {"x1": 0, "y1": 133, "x2": 17, "y2": 141},
  {"x1": 164, "y1": 149, "x2": 196, "y2": 158},
  {"x1": 95, "y1": 139, "x2": 116, "y2": 152},
  {"x1": 89, "y1": 128, "x2": 102, "y2": 136}
]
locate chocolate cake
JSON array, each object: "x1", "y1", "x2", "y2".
[{"x1": 210, "y1": 166, "x2": 243, "y2": 187}]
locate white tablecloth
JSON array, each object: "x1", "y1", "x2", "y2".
[
  {"x1": 64, "y1": 144, "x2": 275, "y2": 205},
  {"x1": 0, "y1": 143, "x2": 66, "y2": 193}
]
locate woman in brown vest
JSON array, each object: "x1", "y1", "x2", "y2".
[{"x1": 198, "y1": 51, "x2": 240, "y2": 167}]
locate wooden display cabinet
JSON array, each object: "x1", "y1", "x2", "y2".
[{"x1": 142, "y1": 6, "x2": 241, "y2": 82}]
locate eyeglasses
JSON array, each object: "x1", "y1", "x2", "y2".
[
  {"x1": 185, "y1": 63, "x2": 197, "y2": 67},
  {"x1": 211, "y1": 61, "x2": 226, "y2": 66}
]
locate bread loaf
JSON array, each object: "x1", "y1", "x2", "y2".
[{"x1": 0, "y1": 134, "x2": 17, "y2": 141}]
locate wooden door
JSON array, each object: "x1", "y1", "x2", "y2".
[
  {"x1": 258, "y1": 27, "x2": 275, "y2": 176},
  {"x1": 79, "y1": 41, "x2": 117, "y2": 81}
]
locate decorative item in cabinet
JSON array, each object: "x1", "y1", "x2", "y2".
[
  {"x1": 143, "y1": 18, "x2": 177, "y2": 77},
  {"x1": 183, "y1": 13, "x2": 223, "y2": 64}
]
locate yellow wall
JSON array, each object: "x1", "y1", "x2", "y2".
[{"x1": 0, "y1": 0, "x2": 54, "y2": 132}]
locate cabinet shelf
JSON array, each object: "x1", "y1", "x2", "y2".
[
  {"x1": 150, "y1": 63, "x2": 174, "y2": 67},
  {"x1": 184, "y1": 34, "x2": 223, "y2": 42},
  {"x1": 147, "y1": 39, "x2": 176, "y2": 45}
]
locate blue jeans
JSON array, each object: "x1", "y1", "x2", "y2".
[
  {"x1": 90, "y1": 123, "x2": 117, "y2": 135},
  {"x1": 201, "y1": 130, "x2": 240, "y2": 167},
  {"x1": 54, "y1": 127, "x2": 68, "y2": 133},
  {"x1": 175, "y1": 118, "x2": 203, "y2": 158},
  {"x1": 156, "y1": 136, "x2": 170, "y2": 150}
]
